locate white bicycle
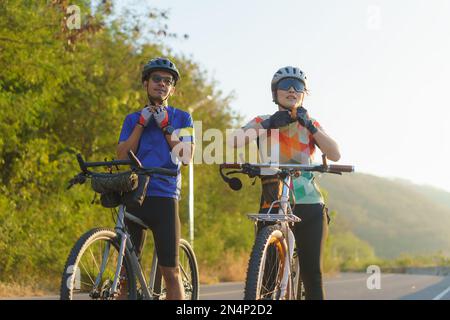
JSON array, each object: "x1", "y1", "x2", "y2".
[{"x1": 220, "y1": 156, "x2": 354, "y2": 300}]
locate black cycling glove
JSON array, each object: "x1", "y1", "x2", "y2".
[
  {"x1": 261, "y1": 111, "x2": 295, "y2": 129},
  {"x1": 296, "y1": 107, "x2": 318, "y2": 134}
]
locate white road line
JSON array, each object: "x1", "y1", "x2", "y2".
[
  {"x1": 200, "y1": 289, "x2": 244, "y2": 297},
  {"x1": 432, "y1": 286, "x2": 450, "y2": 300},
  {"x1": 202, "y1": 282, "x2": 243, "y2": 288},
  {"x1": 325, "y1": 274, "x2": 395, "y2": 284}
]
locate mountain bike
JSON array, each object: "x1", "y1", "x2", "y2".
[
  {"x1": 60, "y1": 150, "x2": 199, "y2": 300},
  {"x1": 219, "y1": 155, "x2": 354, "y2": 300}
]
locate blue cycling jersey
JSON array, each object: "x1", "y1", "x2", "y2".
[{"x1": 118, "y1": 106, "x2": 194, "y2": 199}]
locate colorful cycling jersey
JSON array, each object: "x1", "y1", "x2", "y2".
[
  {"x1": 242, "y1": 113, "x2": 324, "y2": 206},
  {"x1": 118, "y1": 106, "x2": 194, "y2": 200}
]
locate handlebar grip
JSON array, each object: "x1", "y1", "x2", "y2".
[
  {"x1": 76, "y1": 153, "x2": 88, "y2": 173},
  {"x1": 328, "y1": 164, "x2": 354, "y2": 173},
  {"x1": 220, "y1": 163, "x2": 242, "y2": 169}
]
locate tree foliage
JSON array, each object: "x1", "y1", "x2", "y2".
[{"x1": 0, "y1": 1, "x2": 259, "y2": 287}]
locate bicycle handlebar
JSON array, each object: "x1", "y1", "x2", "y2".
[
  {"x1": 220, "y1": 162, "x2": 355, "y2": 174},
  {"x1": 75, "y1": 150, "x2": 178, "y2": 177},
  {"x1": 219, "y1": 160, "x2": 354, "y2": 192}
]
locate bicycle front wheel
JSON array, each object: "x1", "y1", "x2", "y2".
[
  {"x1": 153, "y1": 239, "x2": 199, "y2": 300},
  {"x1": 244, "y1": 225, "x2": 289, "y2": 300},
  {"x1": 60, "y1": 228, "x2": 137, "y2": 300}
]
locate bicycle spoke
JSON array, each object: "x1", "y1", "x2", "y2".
[
  {"x1": 80, "y1": 280, "x2": 94, "y2": 288},
  {"x1": 79, "y1": 260, "x2": 95, "y2": 285},
  {"x1": 89, "y1": 247, "x2": 101, "y2": 274},
  {"x1": 256, "y1": 240, "x2": 285, "y2": 300},
  {"x1": 179, "y1": 262, "x2": 190, "y2": 281},
  {"x1": 99, "y1": 240, "x2": 105, "y2": 268}
]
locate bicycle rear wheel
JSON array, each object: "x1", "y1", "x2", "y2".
[
  {"x1": 60, "y1": 228, "x2": 137, "y2": 300},
  {"x1": 244, "y1": 225, "x2": 289, "y2": 300},
  {"x1": 153, "y1": 239, "x2": 199, "y2": 300}
]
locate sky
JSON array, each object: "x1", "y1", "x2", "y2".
[{"x1": 114, "y1": 0, "x2": 450, "y2": 192}]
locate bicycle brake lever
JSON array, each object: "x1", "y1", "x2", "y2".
[{"x1": 241, "y1": 165, "x2": 260, "y2": 178}]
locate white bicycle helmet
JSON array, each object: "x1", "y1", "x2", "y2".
[{"x1": 271, "y1": 66, "x2": 308, "y2": 103}]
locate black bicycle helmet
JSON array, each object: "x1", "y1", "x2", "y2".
[{"x1": 141, "y1": 57, "x2": 180, "y2": 84}]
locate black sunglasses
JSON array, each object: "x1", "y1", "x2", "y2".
[
  {"x1": 150, "y1": 74, "x2": 175, "y2": 86},
  {"x1": 277, "y1": 78, "x2": 305, "y2": 92}
]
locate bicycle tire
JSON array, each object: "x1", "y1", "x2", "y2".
[
  {"x1": 60, "y1": 228, "x2": 137, "y2": 300},
  {"x1": 153, "y1": 239, "x2": 199, "y2": 300},
  {"x1": 244, "y1": 225, "x2": 289, "y2": 300}
]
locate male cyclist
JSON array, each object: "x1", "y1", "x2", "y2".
[
  {"x1": 117, "y1": 57, "x2": 194, "y2": 300},
  {"x1": 231, "y1": 66, "x2": 340, "y2": 300}
]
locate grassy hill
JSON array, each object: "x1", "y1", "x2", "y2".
[
  {"x1": 393, "y1": 178, "x2": 450, "y2": 210},
  {"x1": 316, "y1": 172, "x2": 450, "y2": 259}
]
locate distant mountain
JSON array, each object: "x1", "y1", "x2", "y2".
[
  {"x1": 316, "y1": 172, "x2": 450, "y2": 258},
  {"x1": 392, "y1": 178, "x2": 450, "y2": 210}
]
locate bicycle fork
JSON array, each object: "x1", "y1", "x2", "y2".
[
  {"x1": 278, "y1": 226, "x2": 296, "y2": 299},
  {"x1": 277, "y1": 174, "x2": 297, "y2": 299},
  {"x1": 88, "y1": 228, "x2": 127, "y2": 299}
]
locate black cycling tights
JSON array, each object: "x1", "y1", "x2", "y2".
[
  {"x1": 124, "y1": 196, "x2": 180, "y2": 268},
  {"x1": 259, "y1": 203, "x2": 329, "y2": 300}
]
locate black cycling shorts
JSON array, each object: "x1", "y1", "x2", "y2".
[{"x1": 124, "y1": 196, "x2": 180, "y2": 268}]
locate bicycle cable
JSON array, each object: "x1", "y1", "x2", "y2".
[
  {"x1": 111, "y1": 207, "x2": 117, "y2": 226},
  {"x1": 281, "y1": 173, "x2": 297, "y2": 215}
]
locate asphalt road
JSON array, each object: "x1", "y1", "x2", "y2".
[
  {"x1": 3, "y1": 273, "x2": 450, "y2": 300},
  {"x1": 199, "y1": 272, "x2": 450, "y2": 300}
]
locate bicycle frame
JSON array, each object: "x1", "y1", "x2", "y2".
[
  {"x1": 220, "y1": 159, "x2": 354, "y2": 300},
  {"x1": 66, "y1": 151, "x2": 195, "y2": 300},
  {"x1": 92, "y1": 204, "x2": 159, "y2": 300},
  {"x1": 247, "y1": 172, "x2": 301, "y2": 299}
]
